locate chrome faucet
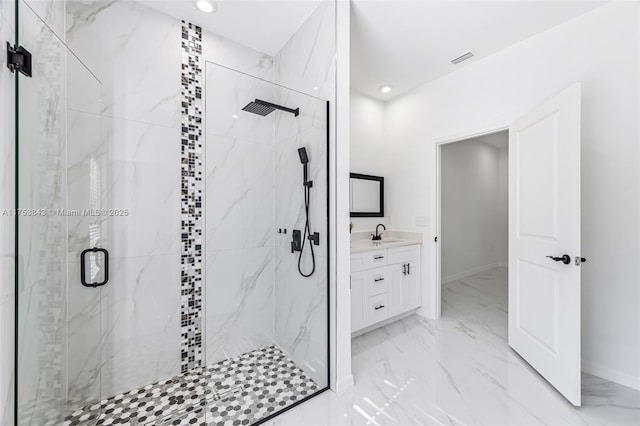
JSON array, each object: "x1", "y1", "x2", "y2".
[{"x1": 372, "y1": 224, "x2": 386, "y2": 241}]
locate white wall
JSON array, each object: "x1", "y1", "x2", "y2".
[
  {"x1": 349, "y1": 90, "x2": 391, "y2": 233},
  {"x1": 383, "y1": 2, "x2": 640, "y2": 388},
  {"x1": 496, "y1": 147, "x2": 508, "y2": 264},
  {"x1": 441, "y1": 138, "x2": 507, "y2": 281}
]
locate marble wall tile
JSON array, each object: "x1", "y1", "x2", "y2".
[
  {"x1": 272, "y1": 0, "x2": 334, "y2": 389},
  {"x1": 204, "y1": 135, "x2": 246, "y2": 251},
  {"x1": 66, "y1": 109, "x2": 107, "y2": 256},
  {"x1": 66, "y1": 261, "x2": 102, "y2": 411},
  {"x1": 104, "y1": 117, "x2": 181, "y2": 259},
  {"x1": 274, "y1": 0, "x2": 336, "y2": 101},
  {"x1": 66, "y1": 0, "x2": 181, "y2": 128},
  {"x1": 205, "y1": 62, "x2": 276, "y2": 146},
  {"x1": 24, "y1": 0, "x2": 65, "y2": 42},
  {"x1": 274, "y1": 248, "x2": 328, "y2": 386},
  {"x1": 0, "y1": 3, "x2": 15, "y2": 424},
  {"x1": 100, "y1": 253, "x2": 181, "y2": 397},
  {"x1": 202, "y1": 29, "x2": 274, "y2": 82},
  {"x1": 204, "y1": 58, "x2": 277, "y2": 364},
  {"x1": 66, "y1": 50, "x2": 101, "y2": 115},
  {"x1": 204, "y1": 247, "x2": 275, "y2": 364}
]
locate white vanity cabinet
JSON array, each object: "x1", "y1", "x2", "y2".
[{"x1": 350, "y1": 244, "x2": 421, "y2": 333}]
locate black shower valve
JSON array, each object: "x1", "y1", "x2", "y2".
[
  {"x1": 308, "y1": 232, "x2": 320, "y2": 246},
  {"x1": 291, "y1": 229, "x2": 302, "y2": 253}
]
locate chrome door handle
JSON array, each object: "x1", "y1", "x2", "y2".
[{"x1": 546, "y1": 254, "x2": 571, "y2": 265}]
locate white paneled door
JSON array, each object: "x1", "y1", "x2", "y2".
[{"x1": 508, "y1": 83, "x2": 582, "y2": 406}]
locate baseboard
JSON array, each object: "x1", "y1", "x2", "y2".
[
  {"x1": 334, "y1": 374, "x2": 354, "y2": 394},
  {"x1": 351, "y1": 310, "x2": 417, "y2": 338},
  {"x1": 442, "y1": 262, "x2": 504, "y2": 284},
  {"x1": 582, "y1": 359, "x2": 640, "y2": 391}
]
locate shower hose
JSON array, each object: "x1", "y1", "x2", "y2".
[{"x1": 298, "y1": 178, "x2": 316, "y2": 277}]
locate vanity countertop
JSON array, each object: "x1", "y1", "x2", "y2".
[
  {"x1": 350, "y1": 239, "x2": 421, "y2": 253},
  {"x1": 350, "y1": 230, "x2": 422, "y2": 254}
]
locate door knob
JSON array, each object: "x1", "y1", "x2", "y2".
[{"x1": 546, "y1": 254, "x2": 571, "y2": 265}]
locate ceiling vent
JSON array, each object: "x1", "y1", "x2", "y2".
[{"x1": 451, "y1": 51, "x2": 475, "y2": 65}]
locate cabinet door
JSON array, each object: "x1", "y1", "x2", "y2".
[
  {"x1": 350, "y1": 272, "x2": 365, "y2": 332},
  {"x1": 388, "y1": 263, "x2": 405, "y2": 317},
  {"x1": 402, "y1": 260, "x2": 421, "y2": 311},
  {"x1": 389, "y1": 261, "x2": 421, "y2": 316}
]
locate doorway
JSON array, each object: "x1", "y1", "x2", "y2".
[{"x1": 438, "y1": 130, "x2": 509, "y2": 319}]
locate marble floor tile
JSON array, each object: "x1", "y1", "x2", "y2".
[{"x1": 269, "y1": 267, "x2": 640, "y2": 426}]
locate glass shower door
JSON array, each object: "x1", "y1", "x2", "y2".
[
  {"x1": 203, "y1": 62, "x2": 329, "y2": 424},
  {"x1": 16, "y1": 1, "x2": 105, "y2": 424}
]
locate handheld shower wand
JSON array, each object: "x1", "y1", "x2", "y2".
[{"x1": 293, "y1": 147, "x2": 319, "y2": 277}]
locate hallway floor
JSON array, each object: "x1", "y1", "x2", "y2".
[{"x1": 269, "y1": 267, "x2": 640, "y2": 425}]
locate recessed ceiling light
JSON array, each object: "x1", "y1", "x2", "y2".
[
  {"x1": 313, "y1": 86, "x2": 319, "y2": 91},
  {"x1": 379, "y1": 85, "x2": 392, "y2": 94},
  {"x1": 232, "y1": 114, "x2": 239, "y2": 119},
  {"x1": 195, "y1": 0, "x2": 217, "y2": 14}
]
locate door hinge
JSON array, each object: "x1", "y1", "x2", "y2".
[
  {"x1": 6, "y1": 42, "x2": 32, "y2": 77},
  {"x1": 434, "y1": 236, "x2": 438, "y2": 242}
]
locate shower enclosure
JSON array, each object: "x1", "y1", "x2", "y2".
[{"x1": 12, "y1": 0, "x2": 332, "y2": 424}]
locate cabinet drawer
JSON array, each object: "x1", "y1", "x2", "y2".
[
  {"x1": 366, "y1": 267, "x2": 388, "y2": 297},
  {"x1": 364, "y1": 294, "x2": 389, "y2": 325},
  {"x1": 388, "y1": 244, "x2": 420, "y2": 265},
  {"x1": 364, "y1": 249, "x2": 388, "y2": 269}
]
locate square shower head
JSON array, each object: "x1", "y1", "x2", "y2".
[{"x1": 242, "y1": 100, "x2": 276, "y2": 116}]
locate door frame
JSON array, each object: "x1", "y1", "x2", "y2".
[{"x1": 430, "y1": 123, "x2": 510, "y2": 318}]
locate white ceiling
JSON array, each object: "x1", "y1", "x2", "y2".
[
  {"x1": 351, "y1": 0, "x2": 606, "y2": 101},
  {"x1": 139, "y1": 0, "x2": 321, "y2": 56}
]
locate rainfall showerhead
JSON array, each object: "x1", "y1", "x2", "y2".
[
  {"x1": 242, "y1": 99, "x2": 275, "y2": 116},
  {"x1": 242, "y1": 99, "x2": 299, "y2": 117}
]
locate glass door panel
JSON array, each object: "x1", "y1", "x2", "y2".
[
  {"x1": 203, "y1": 62, "x2": 329, "y2": 424},
  {"x1": 16, "y1": 1, "x2": 104, "y2": 424}
]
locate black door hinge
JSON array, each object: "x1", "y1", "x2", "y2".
[
  {"x1": 6, "y1": 42, "x2": 32, "y2": 77},
  {"x1": 434, "y1": 236, "x2": 438, "y2": 242}
]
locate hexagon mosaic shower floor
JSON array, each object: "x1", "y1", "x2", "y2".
[{"x1": 63, "y1": 345, "x2": 320, "y2": 426}]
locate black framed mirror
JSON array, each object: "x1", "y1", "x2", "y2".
[{"x1": 350, "y1": 173, "x2": 384, "y2": 217}]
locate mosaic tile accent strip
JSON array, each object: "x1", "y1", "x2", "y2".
[
  {"x1": 180, "y1": 21, "x2": 204, "y2": 373},
  {"x1": 63, "y1": 345, "x2": 319, "y2": 426}
]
